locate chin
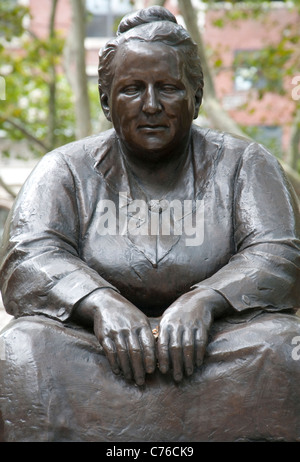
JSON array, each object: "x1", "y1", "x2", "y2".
[{"x1": 137, "y1": 141, "x2": 174, "y2": 155}]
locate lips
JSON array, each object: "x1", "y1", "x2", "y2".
[{"x1": 138, "y1": 124, "x2": 168, "y2": 130}]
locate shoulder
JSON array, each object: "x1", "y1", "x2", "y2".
[
  {"x1": 192, "y1": 124, "x2": 253, "y2": 155},
  {"x1": 191, "y1": 124, "x2": 280, "y2": 170},
  {"x1": 20, "y1": 130, "x2": 118, "y2": 190},
  {"x1": 45, "y1": 128, "x2": 117, "y2": 165}
]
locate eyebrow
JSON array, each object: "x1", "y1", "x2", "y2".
[{"x1": 115, "y1": 75, "x2": 184, "y2": 87}]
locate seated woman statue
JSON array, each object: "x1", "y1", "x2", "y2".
[{"x1": 0, "y1": 6, "x2": 300, "y2": 442}]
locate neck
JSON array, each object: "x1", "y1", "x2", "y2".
[{"x1": 118, "y1": 131, "x2": 191, "y2": 191}]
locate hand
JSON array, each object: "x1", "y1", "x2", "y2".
[
  {"x1": 157, "y1": 288, "x2": 230, "y2": 382},
  {"x1": 75, "y1": 289, "x2": 156, "y2": 386}
]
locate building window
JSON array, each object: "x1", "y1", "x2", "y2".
[{"x1": 86, "y1": 0, "x2": 133, "y2": 38}]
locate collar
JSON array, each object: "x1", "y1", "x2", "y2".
[
  {"x1": 91, "y1": 126, "x2": 224, "y2": 200},
  {"x1": 90, "y1": 126, "x2": 224, "y2": 266}
]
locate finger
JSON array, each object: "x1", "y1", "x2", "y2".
[
  {"x1": 101, "y1": 337, "x2": 121, "y2": 376},
  {"x1": 114, "y1": 334, "x2": 133, "y2": 381},
  {"x1": 169, "y1": 328, "x2": 183, "y2": 382},
  {"x1": 182, "y1": 329, "x2": 194, "y2": 376},
  {"x1": 139, "y1": 327, "x2": 156, "y2": 374},
  {"x1": 195, "y1": 325, "x2": 208, "y2": 368},
  {"x1": 127, "y1": 332, "x2": 146, "y2": 386},
  {"x1": 157, "y1": 327, "x2": 170, "y2": 374}
]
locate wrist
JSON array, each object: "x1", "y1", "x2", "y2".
[
  {"x1": 190, "y1": 287, "x2": 231, "y2": 319},
  {"x1": 73, "y1": 288, "x2": 118, "y2": 325}
]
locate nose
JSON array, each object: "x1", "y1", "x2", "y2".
[{"x1": 142, "y1": 85, "x2": 162, "y2": 114}]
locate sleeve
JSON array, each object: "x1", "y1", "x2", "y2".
[
  {"x1": 0, "y1": 151, "x2": 119, "y2": 322},
  {"x1": 192, "y1": 142, "x2": 300, "y2": 312}
]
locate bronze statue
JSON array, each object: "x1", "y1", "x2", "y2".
[{"x1": 0, "y1": 6, "x2": 300, "y2": 442}]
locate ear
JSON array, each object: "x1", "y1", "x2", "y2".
[
  {"x1": 99, "y1": 88, "x2": 112, "y2": 122},
  {"x1": 193, "y1": 87, "x2": 203, "y2": 119}
]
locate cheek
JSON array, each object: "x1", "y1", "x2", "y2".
[
  {"x1": 111, "y1": 102, "x2": 127, "y2": 127},
  {"x1": 169, "y1": 103, "x2": 194, "y2": 128},
  {"x1": 114, "y1": 99, "x2": 140, "y2": 122},
  {"x1": 164, "y1": 96, "x2": 194, "y2": 116}
]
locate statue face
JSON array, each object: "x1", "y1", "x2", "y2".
[{"x1": 103, "y1": 41, "x2": 200, "y2": 159}]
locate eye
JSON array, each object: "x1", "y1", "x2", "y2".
[
  {"x1": 121, "y1": 85, "x2": 140, "y2": 96},
  {"x1": 160, "y1": 85, "x2": 178, "y2": 94}
]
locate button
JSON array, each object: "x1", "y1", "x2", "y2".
[
  {"x1": 148, "y1": 199, "x2": 169, "y2": 213},
  {"x1": 57, "y1": 307, "x2": 66, "y2": 317}
]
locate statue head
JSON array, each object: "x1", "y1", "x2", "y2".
[
  {"x1": 98, "y1": 6, "x2": 204, "y2": 119},
  {"x1": 97, "y1": 6, "x2": 204, "y2": 158}
]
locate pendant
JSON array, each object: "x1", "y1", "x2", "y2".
[{"x1": 148, "y1": 199, "x2": 169, "y2": 214}]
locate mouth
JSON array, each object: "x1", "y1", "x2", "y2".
[{"x1": 138, "y1": 124, "x2": 168, "y2": 131}]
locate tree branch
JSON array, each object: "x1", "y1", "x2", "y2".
[
  {"x1": 289, "y1": 106, "x2": 300, "y2": 172},
  {"x1": 177, "y1": 0, "x2": 300, "y2": 197},
  {"x1": 177, "y1": 0, "x2": 216, "y2": 99},
  {"x1": 0, "y1": 176, "x2": 17, "y2": 199},
  {"x1": 64, "y1": 0, "x2": 91, "y2": 139},
  {"x1": 177, "y1": 0, "x2": 245, "y2": 138},
  {"x1": 4, "y1": 118, "x2": 50, "y2": 152},
  {"x1": 47, "y1": 0, "x2": 59, "y2": 150}
]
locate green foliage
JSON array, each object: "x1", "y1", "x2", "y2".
[
  {"x1": 205, "y1": 0, "x2": 300, "y2": 171},
  {"x1": 209, "y1": 0, "x2": 299, "y2": 94},
  {"x1": 0, "y1": 2, "x2": 76, "y2": 156},
  {"x1": 233, "y1": 46, "x2": 292, "y2": 98},
  {"x1": 242, "y1": 125, "x2": 283, "y2": 158},
  {"x1": 0, "y1": 3, "x2": 29, "y2": 45}
]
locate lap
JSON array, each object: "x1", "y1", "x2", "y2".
[{"x1": 1, "y1": 311, "x2": 300, "y2": 442}]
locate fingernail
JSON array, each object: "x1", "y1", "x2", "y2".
[
  {"x1": 174, "y1": 373, "x2": 182, "y2": 382},
  {"x1": 160, "y1": 365, "x2": 167, "y2": 374},
  {"x1": 186, "y1": 367, "x2": 193, "y2": 376},
  {"x1": 146, "y1": 365, "x2": 155, "y2": 374},
  {"x1": 136, "y1": 377, "x2": 145, "y2": 386}
]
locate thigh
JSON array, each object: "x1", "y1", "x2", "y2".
[{"x1": 1, "y1": 312, "x2": 300, "y2": 442}]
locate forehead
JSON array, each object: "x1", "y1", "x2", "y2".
[{"x1": 112, "y1": 41, "x2": 185, "y2": 82}]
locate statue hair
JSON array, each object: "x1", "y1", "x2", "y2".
[{"x1": 98, "y1": 6, "x2": 204, "y2": 102}]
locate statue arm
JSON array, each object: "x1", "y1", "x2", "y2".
[
  {"x1": 192, "y1": 142, "x2": 300, "y2": 313},
  {"x1": 157, "y1": 142, "x2": 300, "y2": 381},
  {"x1": 0, "y1": 151, "x2": 119, "y2": 322}
]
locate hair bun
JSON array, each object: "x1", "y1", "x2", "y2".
[{"x1": 117, "y1": 6, "x2": 178, "y2": 35}]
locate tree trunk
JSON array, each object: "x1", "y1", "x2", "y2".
[
  {"x1": 149, "y1": 0, "x2": 166, "y2": 6},
  {"x1": 289, "y1": 106, "x2": 300, "y2": 172},
  {"x1": 177, "y1": 0, "x2": 244, "y2": 137},
  {"x1": 0, "y1": 176, "x2": 17, "y2": 199},
  {"x1": 177, "y1": 0, "x2": 300, "y2": 197},
  {"x1": 47, "y1": 0, "x2": 58, "y2": 150},
  {"x1": 64, "y1": 0, "x2": 91, "y2": 139},
  {"x1": 4, "y1": 118, "x2": 50, "y2": 152}
]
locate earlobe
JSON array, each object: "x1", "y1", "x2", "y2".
[
  {"x1": 99, "y1": 89, "x2": 112, "y2": 122},
  {"x1": 193, "y1": 88, "x2": 203, "y2": 119}
]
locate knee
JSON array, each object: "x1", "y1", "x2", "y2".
[{"x1": 251, "y1": 312, "x2": 300, "y2": 373}]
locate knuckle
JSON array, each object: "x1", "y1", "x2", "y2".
[{"x1": 169, "y1": 344, "x2": 181, "y2": 352}]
